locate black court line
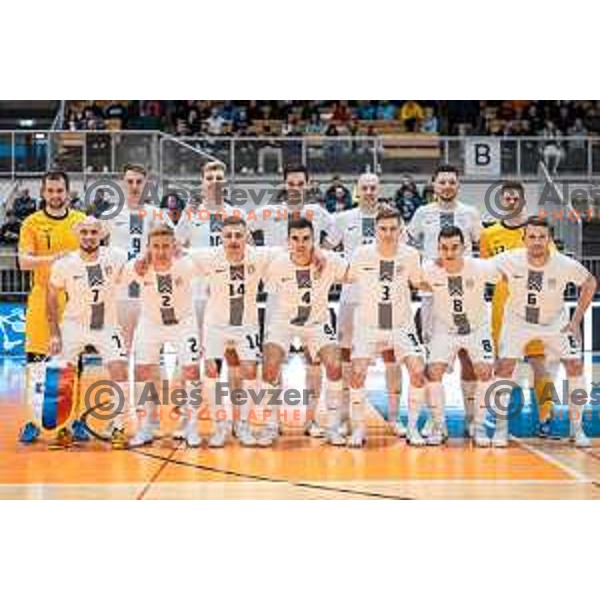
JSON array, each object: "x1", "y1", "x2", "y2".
[
  {"x1": 80, "y1": 406, "x2": 413, "y2": 500},
  {"x1": 135, "y1": 441, "x2": 182, "y2": 500}
]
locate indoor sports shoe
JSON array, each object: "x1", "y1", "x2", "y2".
[
  {"x1": 256, "y1": 423, "x2": 279, "y2": 448},
  {"x1": 338, "y1": 419, "x2": 351, "y2": 437},
  {"x1": 491, "y1": 431, "x2": 508, "y2": 448},
  {"x1": 235, "y1": 421, "x2": 257, "y2": 447},
  {"x1": 129, "y1": 428, "x2": 154, "y2": 448},
  {"x1": 426, "y1": 424, "x2": 445, "y2": 446},
  {"x1": 71, "y1": 419, "x2": 91, "y2": 442},
  {"x1": 111, "y1": 428, "x2": 128, "y2": 450},
  {"x1": 208, "y1": 421, "x2": 230, "y2": 448},
  {"x1": 473, "y1": 425, "x2": 491, "y2": 448},
  {"x1": 184, "y1": 429, "x2": 202, "y2": 449},
  {"x1": 421, "y1": 417, "x2": 434, "y2": 438},
  {"x1": 572, "y1": 426, "x2": 592, "y2": 448},
  {"x1": 391, "y1": 420, "x2": 407, "y2": 438},
  {"x1": 19, "y1": 421, "x2": 40, "y2": 444},
  {"x1": 49, "y1": 427, "x2": 74, "y2": 450},
  {"x1": 407, "y1": 426, "x2": 426, "y2": 447},
  {"x1": 326, "y1": 427, "x2": 347, "y2": 447},
  {"x1": 347, "y1": 426, "x2": 366, "y2": 448},
  {"x1": 538, "y1": 418, "x2": 561, "y2": 440},
  {"x1": 304, "y1": 419, "x2": 325, "y2": 438}
]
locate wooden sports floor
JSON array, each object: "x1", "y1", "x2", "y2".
[{"x1": 2, "y1": 358, "x2": 600, "y2": 500}]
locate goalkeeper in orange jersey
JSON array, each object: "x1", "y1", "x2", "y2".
[{"x1": 480, "y1": 180, "x2": 555, "y2": 436}]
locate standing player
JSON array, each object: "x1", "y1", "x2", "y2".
[
  {"x1": 250, "y1": 164, "x2": 342, "y2": 436},
  {"x1": 480, "y1": 181, "x2": 554, "y2": 436},
  {"x1": 259, "y1": 218, "x2": 348, "y2": 447},
  {"x1": 346, "y1": 206, "x2": 427, "y2": 447},
  {"x1": 420, "y1": 227, "x2": 498, "y2": 447},
  {"x1": 186, "y1": 216, "x2": 275, "y2": 447},
  {"x1": 47, "y1": 217, "x2": 129, "y2": 449},
  {"x1": 493, "y1": 218, "x2": 596, "y2": 448},
  {"x1": 408, "y1": 163, "x2": 482, "y2": 437},
  {"x1": 335, "y1": 173, "x2": 405, "y2": 437},
  {"x1": 125, "y1": 225, "x2": 201, "y2": 448},
  {"x1": 18, "y1": 171, "x2": 86, "y2": 443}
]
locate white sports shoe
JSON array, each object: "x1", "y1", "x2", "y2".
[
  {"x1": 129, "y1": 428, "x2": 154, "y2": 448},
  {"x1": 208, "y1": 421, "x2": 230, "y2": 448},
  {"x1": 426, "y1": 424, "x2": 445, "y2": 446},
  {"x1": 338, "y1": 419, "x2": 351, "y2": 437},
  {"x1": 465, "y1": 418, "x2": 475, "y2": 439},
  {"x1": 235, "y1": 421, "x2": 257, "y2": 447},
  {"x1": 326, "y1": 427, "x2": 347, "y2": 446},
  {"x1": 256, "y1": 423, "x2": 279, "y2": 448},
  {"x1": 407, "y1": 426, "x2": 426, "y2": 447},
  {"x1": 492, "y1": 419, "x2": 509, "y2": 448},
  {"x1": 421, "y1": 417, "x2": 434, "y2": 438},
  {"x1": 391, "y1": 420, "x2": 407, "y2": 438},
  {"x1": 347, "y1": 426, "x2": 366, "y2": 448},
  {"x1": 184, "y1": 429, "x2": 202, "y2": 448},
  {"x1": 473, "y1": 424, "x2": 491, "y2": 448},
  {"x1": 304, "y1": 419, "x2": 325, "y2": 438},
  {"x1": 572, "y1": 426, "x2": 592, "y2": 448}
]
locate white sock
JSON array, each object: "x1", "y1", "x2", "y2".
[
  {"x1": 240, "y1": 378, "x2": 258, "y2": 424},
  {"x1": 350, "y1": 387, "x2": 366, "y2": 429},
  {"x1": 385, "y1": 362, "x2": 402, "y2": 423},
  {"x1": 306, "y1": 364, "x2": 322, "y2": 419},
  {"x1": 426, "y1": 381, "x2": 445, "y2": 426},
  {"x1": 113, "y1": 380, "x2": 129, "y2": 431},
  {"x1": 325, "y1": 379, "x2": 343, "y2": 430},
  {"x1": 408, "y1": 385, "x2": 426, "y2": 430},
  {"x1": 263, "y1": 381, "x2": 280, "y2": 427},
  {"x1": 494, "y1": 389, "x2": 511, "y2": 437},
  {"x1": 474, "y1": 381, "x2": 490, "y2": 429},
  {"x1": 184, "y1": 380, "x2": 199, "y2": 433},
  {"x1": 461, "y1": 380, "x2": 477, "y2": 424},
  {"x1": 135, "y1": 381, "x2": 154, "y2": 430},
  {"x1": 568, "y1": 375, "x2": 588, "y2": 430},
  {"x1": 341, "y1": 362, "x2": 351, "y2": 423}
]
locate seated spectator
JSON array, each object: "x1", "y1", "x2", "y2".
[
  {"x1": 376, "y1": 101, "x2": 397, "y2": 121},
  {"x1": 69, "y1": 191, "x2": 85, "y2": 211},
  {"x1": 87, "y1": 188, "x2": 113, "y2": 218},
  {"x1": 105, "y1": 101, "x2": 128, "y2": 126},
  {"x1": 161, "y1": 192, "x2": 186, "y2": 225},
  {"x1": 421, "y1": 183, "x2": 435, "y2": 205},
  {"x1": 13, "y1": 189, "x2": 37, "y2": 221},
  {"x1": 392, "y1": 177, "x2": 423, "y2": 222},
  {"x1": 323, "y1": 176, "x2": 352, "y2": 213},
  {"x1": 304, "y1": 112, "x2": 325, "y2": 134},
  {"x1": 399, "y1": 101, "x2": 425, "y2": 132},
  {"x1": 420, "y1": 107, "x2": 439, "y2": 133},
  {"x1": 206, "y1": 107, "x2": 226, "y2": 135},
  {"x1": 331, "y1": 101, "x2": 351, "y2": 123}
]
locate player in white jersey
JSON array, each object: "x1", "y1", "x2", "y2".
[
  {"x1": 408, "y1": 163, "x2": 482, "y2": 438},
  {"x1": 346, "y1": 206, "x2": 426, "y2": 447},
  {"x1": 336, "y1": 173, "x2": 406, "y2": 438},
  {"x1": 493, "y1": 217, "x2": 597, "y2": 448},
  {"x1": 259, "y1": 217, "x2": 348, "y2": 447},
  {"x1": 102, "y1": 164, "x2": 175, "y2": 351},
  {"x1": 420, "y1": 226, "x2": 498, "y2": 447},
  {"x1": 125, "y1": 225, "x2": 201, "y2": 448},
  {"x1": 248, "y1": 164, "x2": 341, "y2": 249},
  {"x1": 47, "y1": 217, "x2": 129, "y2": 449},
  {"x1": 187, "y1": 216, "x2": 276, "y2": 447}
]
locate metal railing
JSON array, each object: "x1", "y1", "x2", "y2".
[{"x1": 1, "y1": 131, "x2": 600, "y2": 182}]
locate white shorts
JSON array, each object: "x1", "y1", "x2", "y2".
[
  {"x1": 193, "y1": 297, "x2": 208, "y2": 347},
  {"x1": 59, "y1": 320, "x2": 126, "y2": 364},
  {"x1": 428, "y1": 328, "x2": 495, "y2": 365},
  {"x1": 204, "y1": 324, "x2": 261, "y2": 362},
  {"x1": 419, "y1": 294, "x2": 434, "y2": 344},
  {"x1": 134, "y1": 318, "x2": 201, "y2": 365},
  {"x1": 499, "y1": 322, "x2": 581, "y2": 361},
  {"x1": 266, "y1": 321, "x2": 336, "y2": 360},
  {"x1": 353, "y1": 325, "x2": 424, "y2": 361}
]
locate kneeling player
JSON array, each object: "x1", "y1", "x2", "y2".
[
  {"x1": 126, "y1": 225, "x2": 201, "y2": 448},
  {"x1": 187, "y1": 216, "x2": 275, "y2": 447},
  {"x1": 347, "y1": 206, "x2": 427, "y2": 447},
  {"x1": 260, "y1": 218, "x2": 348, "y2": 447},
  {"x1": 47, "y1": 217, "x2": 129, "y2": 448},
  {"x1": 420, "y1": 226, "x2": 498, "y2": 447},
  {"x1": 494, "y1": 218, "x2": 597, "y2": 448}
]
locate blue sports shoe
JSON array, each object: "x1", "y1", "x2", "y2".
[
  {"x1": 538, "y1": 417, "x2": 561, "y2": 440},
  {"x1": 71, "y1": 419, "x2": 91, "y2": 442},
  {"x1": 19, "y1": 421, "x2": 41, "y2": 444}
]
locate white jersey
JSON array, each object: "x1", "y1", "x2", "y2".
[
  {"x1": 335, "y1": 207, "x2": 377, "y2": 257},
  {"x1": 248, "y1": 203, "x2": 341, "y2": 248},
  {"x1": 349, "y1": 244, "x2": 421, "y2": 330},
  {"x1": 188, "y1": 246, "x2": 276, "y2": 327},
  {"x1": 494, "y1": 249, "x2": 591, "y2": 330},
  {"x1": 407, "y1": 201, "x2": 481, "y2": 260},
  {"x1": 123, "y1": 258, "x2": 195, "y2": 327},
  {"x1": 50, "y1": 247, "x2": 127, "y2": 330},
  {"x1": 104, "y1": 204, "x2": 174, "y2": 261},
  {"x1": 265, "y1": 250, "x2": 347, "y2": 326},
  {"x1": 422, "y1": 257, "x2": 499, "y2": 335},
  {"x1": 176, "y1": 204, "x2": 247, "y2": 249}
]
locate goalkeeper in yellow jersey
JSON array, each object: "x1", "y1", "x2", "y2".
[
  {"x1": 17, "y1": 171, "x2": 86, "y2": 444},
  {"x1": 480, "y1": 181, "x2": 555, "y2": 436}
]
